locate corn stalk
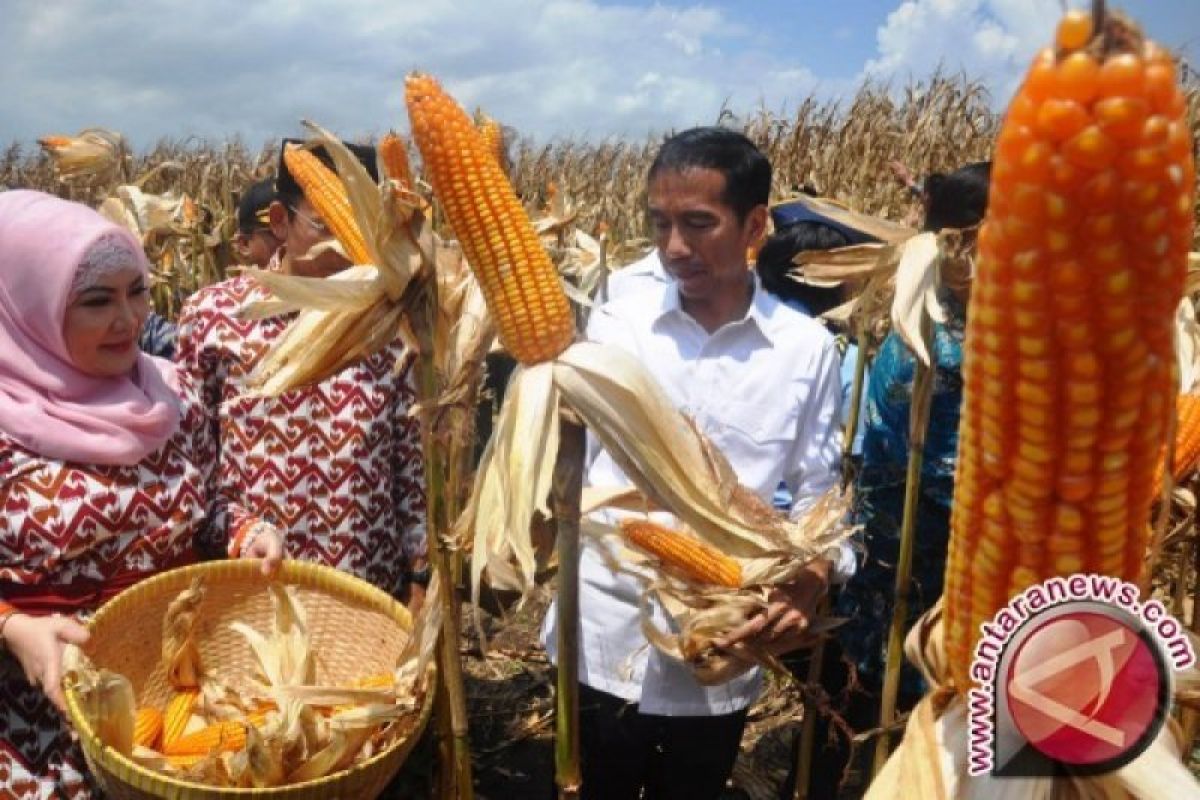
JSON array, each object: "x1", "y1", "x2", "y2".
[
  {"x1": 552, "y1": 417, "x2": 586, "y2": 799},
  {"x1": 872, "y1": 312, "x2": 933, "y2": 776},
  {"x1": 411, "y1": 290, "x2": 475, "y2": 800}
]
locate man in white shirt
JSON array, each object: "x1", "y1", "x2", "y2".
[{"x1": 543, "y1": 127, "x2": 850, "y2": 799}]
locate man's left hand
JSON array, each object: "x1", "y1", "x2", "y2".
[{"x1": 714, "y1": 557, "x2": 831, "y2": 657}]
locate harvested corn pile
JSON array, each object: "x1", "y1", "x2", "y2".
[{"x1": 64, "y1": 575, "x2": 427, "y2": 789}]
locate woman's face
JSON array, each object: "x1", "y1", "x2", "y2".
[{"x1": 63, "y1": 265, "x2": 150, "y2": 377}]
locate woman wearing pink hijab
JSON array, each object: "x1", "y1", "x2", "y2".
[{"x1": 0, "y1": 190, "x2": 283, "y2": 798}]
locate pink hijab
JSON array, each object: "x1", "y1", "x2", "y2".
[{"x1": 0, "y1": 190, "x2": 180, "y2": 466}]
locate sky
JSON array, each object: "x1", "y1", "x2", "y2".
[{"x1": 3, "y1": 0, "x2": 1197, "y2": 150}]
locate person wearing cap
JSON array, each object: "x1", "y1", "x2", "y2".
[
  {"x1": 174, "y1": 141, "x2": 429, "y2": 611},
  {"x1": 779, "y1": 161, "x2": 992, "y2": 799},
  {"x1": 541, "y1": 127, "x2": 852, "y2": 800},
  {"x1": 232, "y1": 178, "x2": 282, "y2": 269}
]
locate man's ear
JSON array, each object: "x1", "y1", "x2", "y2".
[
  {"x1": 744, "y1": 205, "x2": 768, "y2": 247},
  {"x1": 268, "y1": 200, "x2": 290, "y2": 241}
]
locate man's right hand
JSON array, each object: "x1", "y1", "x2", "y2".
[{"x1": 3, "y1": 613, "x2": 90, "y2": 712}]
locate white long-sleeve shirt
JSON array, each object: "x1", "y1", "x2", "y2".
[{"x1": 543, "y1": 275, "x2": 848, "y2": 715}]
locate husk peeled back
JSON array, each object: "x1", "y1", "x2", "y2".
[
  {"x1": 462, "y1": 340, "x2": 852, "y2": 606},
  {"x1": 161, "y1": 576, "x2": 205, "y2": 689},
  {"x1": 864, "y1": 607, "x2": 1200, "y2": 799},
  {"x1": 63, "y1": 646, "x2": 137, "y2": 758},
  {"x1": 241, "y1": 122, "x2": 434, "y2": 397}
]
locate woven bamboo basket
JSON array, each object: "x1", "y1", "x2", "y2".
[{"x1": 63, "y1": 559, "x2": 435, "y2": 800}]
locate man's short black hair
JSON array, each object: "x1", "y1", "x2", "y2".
[
  {"x1": 237, "y1": 178, "x2": 277, "y2": 234},
  {"x1": 648, "y1": 127, "x2": 771, "y2": 222},
  {"x1": 274, "y1": 138, "x2": 379, "y2": 210},
  {"x1": 923, "y1": 161, "x2": 991, "y2": 233}
]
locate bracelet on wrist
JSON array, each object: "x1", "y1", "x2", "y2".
[
  {"x1": 406, "y1": 565, "x2": 432, "y2": 587},
  {"x1": 0, "y1": 602, "x2": 21, "y2": 644}
]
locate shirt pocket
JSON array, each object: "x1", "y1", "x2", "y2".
[{"x1": 702, "y1": 399, "x2": 799, "y2": 489}]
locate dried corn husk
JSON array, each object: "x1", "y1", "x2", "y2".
[
  {"x1": 230, "y1": 583, "x2": 315, "y2": 693},
  {"x1": 63, "y1": 645, "x2": 137, "y2": 757},
  {"x1": 38, "y1": 128, "x2": 125, "y2": 182},
  {"x1": 242, "y1": 121, "x2": 434, "y2": 395},
  {"x1": 461, "y1": 340, "x2": 853, "y2": 608},
  {"x1": 161, "y1": 577, "x2": 205, "y2": 689}
]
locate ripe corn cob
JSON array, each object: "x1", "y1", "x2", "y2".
[
  {"x1": 37, "y1": 135, "x2": 73, "y2": 150},
  {"x1": 379, "y1": 132, "x2": 415, "y2": 190},
  {"x1": 943, "y1": 8, "x2": 1194, "y2": 690},
  {"x1": 162, "y1": 710, "x2": 269, "y2": 757},
  {"x1": 162, "y1": 689, "x2": 199, "y2": 747},
  {"x1": 134, "y1": 707, "x2": 164, "y2": 750},
  {"x1": 350, "y1": 672, "x2": 394, "y2": 690},
  {"x1": 281, "y1": 145, "x2": 373, "y2": 266},
  {"x1": 1153, "y1": 393, "x2": 1200, "y2": 494},
  {"x1": 405, "y1": 73, "x2": 575, "y2": 364},
  {"x1": 619, "y1": 519, "x2": 742, "y2": 588},
  {"x1": 477, "y1": 115, "x2": 506, "y2": 169}
]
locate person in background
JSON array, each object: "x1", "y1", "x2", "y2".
[
  {"x1": 138, "y1": 307, "x2": 178, "y2": 359},
  {"x1": 0, "y1": 191, "x2": 282, "y2": 799},
  {"x1": 174, "y1": 141, "x2": 430, "y2": 612},
  {"x1": 755, "y1": 202, "x2": 883, "y2": 461},
  {"x1": 542, "y1": 128, "x2": 852, "y2": 800},
  {"x1": 232, "y1": 178, "x2": 282, "y2": 270},
  {"x1": 781, "y1": 161, "x2": 991, "y2": 799}
]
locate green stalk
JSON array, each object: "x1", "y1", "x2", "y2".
[
  {"x1": 872, "y1": 314, "x2": 934, "y2": 777},
  {"x1": 841, "y1": 329, "x2": 870, "y2": 489},
  {"x1": 413, "y1": 288, "x2": 475, "y2": 800},
  {"x1": 553, "y1": 418, "x2": 587, "y2": 799}
]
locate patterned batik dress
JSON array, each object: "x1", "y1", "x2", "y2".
[
  {"x1": 0, "y1": 373, "x2": 231, "y2": 800},
  {"x1": 175, "y1": 268, "x2": 426, "y2": 598}
]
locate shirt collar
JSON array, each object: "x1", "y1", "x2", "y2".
[{"x1": 652, "y1": 272, "x2": 780, "y2": 346}]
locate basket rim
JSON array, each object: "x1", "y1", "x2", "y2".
[{"x1": 63, "y1": 558, "x2": 432, "y2": 796}]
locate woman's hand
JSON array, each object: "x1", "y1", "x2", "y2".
[
  {"x1": 3, "y1": 613, "x2": 90, "y2": 712},
  {"x1": 236, "y1": 522, "x2": 285, "y2": 577}
]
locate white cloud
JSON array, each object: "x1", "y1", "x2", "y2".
[
  {"x1": 1, "y1": 0, "x2": 841, "y2": 149},
  {"x1": 862, "y1": 0, "x2": 1089, "y2": 104}
]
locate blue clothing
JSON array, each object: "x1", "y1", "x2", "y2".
[
  {"x1": 836, "y1": 288, "x2": 966, "y2": 696},
  {"x1": 139, "y1": 312, "x2": 177, "y2": 360}
]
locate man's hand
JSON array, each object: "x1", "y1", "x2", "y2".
[
  {"x1": 714, "y1": 557, "x2": 832, "y2": 658},
  {"x1": 3, "y1": 613, "x2": 90, "y2": 712}
]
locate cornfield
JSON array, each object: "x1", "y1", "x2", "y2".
[
  {"x1": 5, "y1": 59, "x2": 1200, "y2": 798},
  {"x1": 5, "y1": 71, "x2": 1144, "y2": 321}
]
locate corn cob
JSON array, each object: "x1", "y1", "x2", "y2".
[
  {"x1": 477, "y1": 115, "x2": 506, "y2": 170},
  {"x1": 1153, "y1": 393, "x2": 1200, "y2": 494},
  {"x1": 943, "y1": 8, "x2": 1193, "y2": 690},
  {"x1": 349, "y1": 672, "x2": 394, "y2": 690},
  {"x1": 405, "y1": 72, "x2": 575, "y2": 364},
  {"x1": 134, "y1": 707, "x2": 164, "y2": 750},
  {"x1": 163, "y1": 710, "x2": 269, "y2": 757},
  {"x1": 619, "y1": 519, "x2": 742, "y2": 588},
  {"x1": 379, "y1": 132, "x2": 414, "y2": 190},
  {"x1": 37, "y1": 135, "x2": 73, "y2": 150},
  {"x1": 281, "y1": 145, "x2": 373, "y2": 266},
  {"x1": 162, "y1": 689, "x2": 199, "y2": 748}
]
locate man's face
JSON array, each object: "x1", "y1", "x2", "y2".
[
  {"x1": 647, "y1": 167, "x2": 764, "y2": 303},
  {"x1": 233, "y1": 226, "x2": 281, "y2": 269},
  {"x1": 270, "y1": 197, "x2": 350, "y2": 278}
]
